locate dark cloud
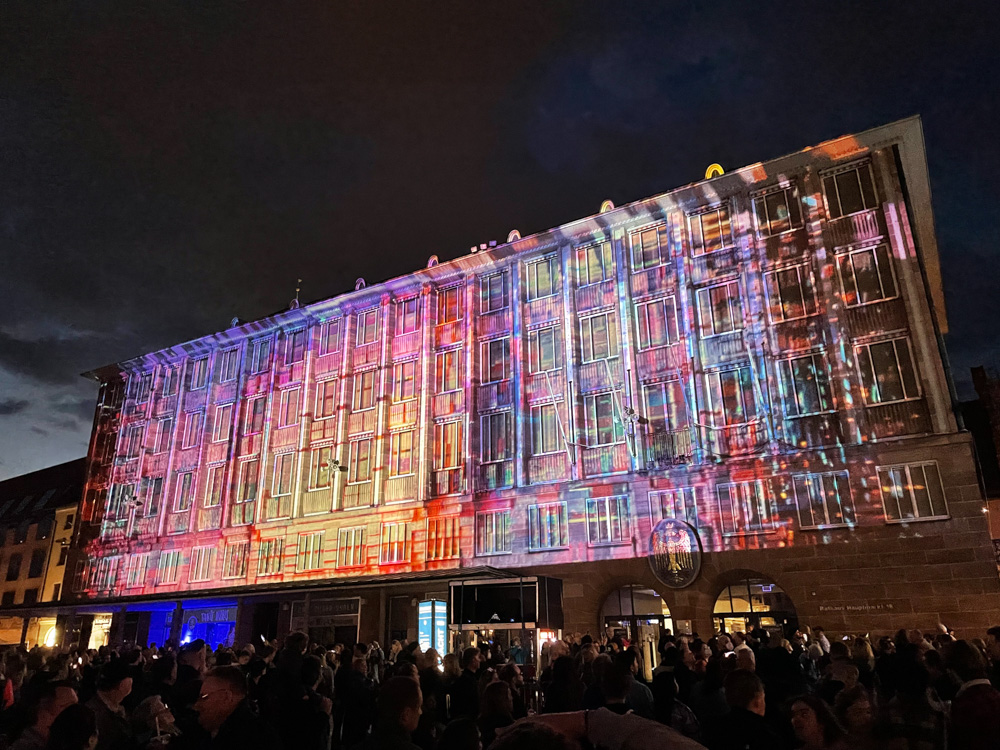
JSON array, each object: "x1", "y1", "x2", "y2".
[{"x1": 0, "y1": 399, "x2": 30, "y2": 416}]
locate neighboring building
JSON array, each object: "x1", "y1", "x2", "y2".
[
  {"x1": 70, "y1": 116, "x2": 1000, "y2": 652},
  {"x1": 969, "y1": 367, "x2": 1000, "y2": 559},
  {"x1": 0, "y1": 459, "x2": 84, "y2": 647}
]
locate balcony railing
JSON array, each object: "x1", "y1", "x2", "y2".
[
  {"x1": 700, "y1": 421, "x2": 766, "y2": 457},
  {"x1": 431, "y1": 468, "x2": 464, "y2": 496},
  {"x1": 477, "y1": 461, "x2": 513, "y2": 491}
]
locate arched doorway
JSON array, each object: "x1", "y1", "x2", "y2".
[
  {"x1": 601, "y1": 586, "x2": 671, "y2": 679},
  {"x1": 713, "y1": 577, "x2": 797, "y2": 638}
]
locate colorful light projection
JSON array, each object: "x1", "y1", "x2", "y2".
[{"x1": 75, "y1": 128, "x2": 952, "y2": 603}]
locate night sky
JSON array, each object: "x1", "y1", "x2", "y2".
[{"x1": 2, "y1": 2, "x2": 998, "y2": 480}]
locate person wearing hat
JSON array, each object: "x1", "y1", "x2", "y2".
[{"x1": 85, "y1": 659, "x2": 135, "y2": 750}]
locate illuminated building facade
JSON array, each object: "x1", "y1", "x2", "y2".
[
  {"x1": 0, "y1": 459, "x2": 83, "y2": 647},
  {"x1": 70, "y1": 117, "x2": 1000, "y2": 648}
]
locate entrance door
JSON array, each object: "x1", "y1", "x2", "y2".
[
  {"x1": 600, "y1": 586, "x2": 672, "y2": 681},
  {"x1": 713, "y1": 577, "x2": 797, "y2": 638}
]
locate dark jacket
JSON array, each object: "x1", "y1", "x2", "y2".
[
  {"x1": 211, "y1": 700, "x2": 281, "y2": 750},
  {"x1": 85, "y1": 695, "x2": 135, "y2": 750},
  {"x1": 446, "y1": 669, "x2": 479, "y2": 720},
  {"x1": 353, "y1": 724, "x2": 420, "y2": 750},
  {"x1": 706, "y1": 706, "x2": 789, "y2": 750},
  {"x1": 951, "y1": 681, "x2": 1000, "y2": 750}
]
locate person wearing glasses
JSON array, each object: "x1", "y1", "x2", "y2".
[{"x1": 193, "y1": 667, "x2": 279, "y2": 750}]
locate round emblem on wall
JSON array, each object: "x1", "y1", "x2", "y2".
[{"x1": 649, "y1": 519, "x2": 703, "y2": 589}]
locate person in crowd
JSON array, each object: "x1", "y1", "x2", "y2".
[
  {"x1": 46, "y1": 703, "x2": 98, "y2": 750},
  {"x1": 84, "y1": 660, "x2": 134, "y2": 750},
  {"x1": 441, "y1": 654, "x2": 461, "y2": 686},
  {"x1": 436, "y1": 718, "x2": 480, "y2": 750},
  {"x1": 706, "y1": 669, "x2": 787, "y2": 750},
  {"x1": 130, "y1": 695, "x2": 179, "y2": 748},
  {"x1": 497, "y1": 664, "x2": 527, "y2": 719},
  {"x1": 508, "y1": 639, "x2": 525, "y2": 666},
  {"x1": 541, "y1": 656, "x2": 584, "y2": 714},
  {"x1": 650, "y1": 671, "x2": 700, "y2": 742},
  {"x1": 615, "y1": 651, "x2": 653, "y2": 718},
  {"x1": 446, "y1": 648, "x2": 481, "y2": 721},
  {"x1": 945, "y1": 639, "x2": 1000, "y2": 750},
  {"x1": 338, "y1": 646, "x2": 376, "y2": 747},
  {"x1": 600, "y1": 661, "x2": 633, "y2": 716},
  {"x1": 193, "y1": 666, "x2": 279, "y2": 750},
  {"x1": 11, "y1": 681, "x2": 79, "y2": 750},
  {"x1": 879, "y1": 648, "x2": 946, "y2": 750},
  {"x1": 477, "y1": 681, "x2": 514, "y2": 748},
  {"x1": 833, "y1": 685, "x2": 875, "y2": 750},
  {"x1": 789, "y1": 695, "x2": 847, "y2": 750},
  {"x1": 355, "y1": 676, "x2": 422, "y2": 750}
]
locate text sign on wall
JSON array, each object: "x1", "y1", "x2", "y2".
[{"x1": 649, "y1": 519, "x2": 702, "y2": 589}]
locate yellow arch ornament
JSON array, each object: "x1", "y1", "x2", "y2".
[{"x1": 705, "y1": 163, "x2": 725, "y2": 179}]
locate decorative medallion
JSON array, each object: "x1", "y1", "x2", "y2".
[{"x1": 649, "y1": 518, "x2": 703, "y2": 589}]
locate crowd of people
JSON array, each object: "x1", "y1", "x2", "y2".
[{"x1": 0, "y1": 623, "x2": 997, "y2": 750}]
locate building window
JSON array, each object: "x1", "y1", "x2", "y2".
[
  {"x1": 64, "y1": 514, "x2": 74, "y2": 531},
  {"x1": 257, "y1": 538, "x2": 284, "y2": 577},
  {"x1": 136, "y1": 373, "x2": 152, "y2": 404},
  {"x1": 58, "y1": 547, "x2": 69, "y2": 566},
  {"x1": 222, "y1": 542, "x2": 249, "y2": 579},
  {"x1": 526, "y1": 255, "x2": 559, "y2": 300},
  {"x1": 392, "y1": 361, "x2": 417, "y2": 403},
  {"x1": 124, "y1": 425, "x2": 144, "y2": 459},
  {"x1": 90, "y1": 557, "x2": 119, "y2": 590},
  {"x1": 528, "y1": 502, "x2": 569, "y2": 550},
  {"x1": 337, "y1": 527, "x2": 365, "y2": 568},
  {"x1": 188, "y1": 358, "x2": 208, "y2": 390},
  {"x1": 309, "y1": 445, "x2": 336, "y2": 489},
  {"x1": 189, "y1": 546, "x2": 213, "y2": 582},
  {"x1": 879, "y1": 462, "x2": 948, "y2": 522},
  {"x1": 584, "y1": 392, "x2": 624, "y2": 447},
  {"x1": 245, "y1": 397, "x2": 266, "y2": 435},
  {"x1": 718, "y1": 480, "x2": 774, "y2": 535},
  {"x1": 144, "y1": 478, "x2": 163, "y2": 517},
  {"x1": 636, "y1": 297, "x2": 679, "y2": 350},
  {"x1": 380, "y1": 523, "x2": 410, "y2": 564},
  {"x1": 823, "y1": 163, "x2": 878, "y2": 219},
  {"x1": 426, "y1": 516, "x2": 460, "y2": 561},
  {"x1": 433, "y1": 421, "x2": 463, "y2": 471},
  {"x1": 319, "y1": 319, "x2": 342, "y2": 355},
  {"x1": 12, "y1": 522, "x2": 28, "y2": 545},
  {"x1": 480, "y1": 273, "x2": 508, "y2": 313},
  {"x1": 250, "y1": 338, "x2": 272, "y2": 374},
  {"x1": 315, "y1": 379, "x2": 337, "y2": 419},
  {"x1": 580, "y1": 312, "x2": 618, "y2": 363},
  {"x1": 778, "y1": 353, "x2": 834, "y2": 417},
  {"x1": 272, "y1": 453, "x2": 294, "y2": 496},
  {"x1": 174, "y1": 472, "x2": 195, "y2": 512},
  {"x1": 201, "y1": 466, "x2": 224, "y2": 509},
  {"x1": 475, "y1": 510, "x2": 512, "y2": 555},
  {"x1": 689, "y1": 206, "x2": 732, "y2": 255},
  {"x1": 156, "y1": 550, "x2": 181, "y2": 585},
  {"x1": 161, "y1": 367, "x2": 178, "y2": 397},
  {"x1": 705, "y1": 367, "x2": 758, "y2": 426},
  {"x1": 125, "y1": 554, "x2": 148, "y2": 588},
  {"x1": 22, "y1": 589, "x2": 38, "y2": 605},
  {"x1": 232, "y1": 460, "x2": 258, "y2": 526},
  {"x1": 348, "y1": 438, "x2": 372, "y2": 484},
  {"x1": 213, "y1": 403, "x2": 233, "y2": 443},
  {"x1": 28, "y1": 549, "x2": 45, "y2": 578},
  {"x1": 436, "y1": 349, "x2": 461, "y2": 393},
  {"x1": 792, "y1": 472, "x2": 852, "y2": 529},
  {"x1": 481, "y1": 411, "x2": 511, "y2": 463},
  {"x1": 357, "y1": 308, "x2": 380, "y2": 346},
  {"x1": 353, "y1": 370, "x2": 376, "y2": 411},
  {"x1": 388, "y1": 431, "x2": 415, "y2": 477},
  {"x1": 631, "y1": 224, "x2": 669, "y2": 270},
  {"x1": 576, "y1": 242, "x2": 615, "y2": 285},
  {"x1": 438, "y1": 286, "x2": 461, "y2": 324},
  {"x1": 838, "y1": 245, "x2": 897, "y2": 307},
  {"x1": 652, "y1": 487, "x2": 699, "y2": 528},
  {"x1": 285, "y1": 329, "x2": 307, "y2": 365},
  {"x1": 697, "y1": 280, "x2": 743, "y2": 337},
  {"x1": 528, "y1": 326, "x2": 559, "y2": 374},
  {"x1": 297, "y1": 532, "x2": 324, "y2": 571},
  {"x1": 481, "y1": 338, "x2": 510, "y2": 383},
  {"x1": 395, "y1": 297, "x2": 420, "y2": 334},
  {"x1": 587, "y1": 496, "x2": 630, "y2": 545},
  {"x1": 530, "y1": 403, "x2": 561, "y2": 455},
  {"x1": 278, "y1": 387, "x2": 301, "y2": 427},
  {"x1": 154, "y1": 418, "x2": 172, "y2": 454},
  {"x1": 765, "y1": 265, "x2": 817, "y2": 322},
  {"x1": 855, "y1": 337, "x2": 920, "y2": 405},
  {"x1": 181, "y1": 411, "x2": 203, "y2": 449},
  {"x1": 753, "y1": 187, "x2": 802, "y2": 236},
  {"x1": 0, "y1": 592, "x2": 13, "y2": 606},
  {"x1": 218, "y1": 348, "x2": 239, "y2": 383}
]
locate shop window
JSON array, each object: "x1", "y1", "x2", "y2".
[
  {"x1": 527, "y1": 502, "x2": 569, "y2": 551},
  {"x1": 587, "y1": 496, "x2": 630, "y2": 545},
  {"x1": 475, "y1": 511, "x2": 512, "y2": 556},
  {"x1": 879, "y1": 461, "x2": 948, "y2": 522}
]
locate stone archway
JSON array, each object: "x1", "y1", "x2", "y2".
[
  {"x1": 711, "y1": 570, "x2": 798, "y2": 638},
  {"x1": 599, "y1": 585, "x2": 672, "y2": 679}
]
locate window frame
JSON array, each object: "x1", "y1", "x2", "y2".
[
  {"x1": 635, "y1": 296, "x2": 679, "y2": 350},
  {"x1": 319, "y1": 319, "x2": 343, "y2": 356},
  {"x1": 527, "y1": 501, "x2": 570, "y2": 551},
  {"x1": 752, "y1": 185, "x2": 803, "y2": 237},
  {"x1": 392, "y1": 360, "x2": 417, "y2": 403},
  {"x1": 586, "y1": 495, "x2": 630, "y2": 546},
  {"x1": 688, "y1": 205, "x2": 733, "y2": 256},
  {"x1": 584, "y1": 392, "x2": 625, "y2": 447},
  {"x1": 394, "y1": 297, "x2": 420, "y2": 335},
  {"x1": 837, "y1": 244, "x2": 898, "y2": 308},
  {"x1": 435, "y1": 349, "x2": 462, "y2": 394},
  {"x1": 284, "y1": 329, "x2": 307, "y2": 365},
  {"x1": 356, "y1": 308, "x2": 380, "y2": 346},
  {"x1": 221, "y1": 541, "x2": 249, "y2": 579},
  {"x1": 764, "y1": 264, "x2": 818, "y2": 323},
  {"x1": 854, "y1": 336, "x2": 921, "y2": 406},
  {"x1": 697, "y1": 279, "x2": 743, "y2": 337},
  {"x1": 212, "y1": 402, "x2": 234, "y2": 443},
  {"x1": 388, "y1": 430, "x2": 415, "y2": 477},
  {"x1": 878, "y1": 461, "x2": 949, "y2": 523},
  {"x1": 525, "y1": 255, "x2": 560, "y2": 300},
  {"x1": 791, "y1": 471, "x2": 853, "y2": 530},
  {"x1": 297, "y1": 531, "x2": 325, "y2": 571},
  {"x1": 480, "y1": 337, "x2": 510, "y2": 384},
  {"x1": 188, "y1": 358, "x2": 209, "y2": 391},
  {"x1": 822, "y1": 162, "x2": 879, "y2": 220},
  {"x1": 437, "y1": 286, "x2": 462, "y2": 325},
  {"x1": 189, "y1": 546, "x2": 214, "y2": 583},
  {"x1": 650, "y1": 487, "x2": 699, "y2": 528},
  {"x1": 250, "y1": 338, "x2": 272, "y2": 374},
  {"x1": 271, "y1": 453, "x2": 295, "y2": 497},
  {"x1": 704, "y1": 366, "x2": 758, "y2": 427},
  {"x1": 337, "y1": 527, "x2": 366, "y2": 568},
  {"x1": 315, "y1": 379, "x2": 337, "y2": 420},
  {"x1": 475, "y1": 510, "x2": 512, "y2": 556},
  {"x1": 156, "y1": 550, "x2": 181, "y2": 586},
  {"x1": 480, "y1": 272, "x2": 508, "y2": 313},
  {"x1": 278, "y1": 387, "x2": 301, "y2": 428},
  {"x1": 776, "y1": 352, "x2": 835, "y2": 417},
  {"x1": 425, "y1": 516, "x2": 461, "y2": 561},
  {"x1": 352, "y1": 369, "x2": 377, "y2": 412},
  {"x1": 309, "y1": 444, "x2": 336, "y2": 490},
  {"x1": 480, "y1": 411, "x2": 511, "y2": 464},
  {"x1": 717, "y1": 480, "x2": 775, "y2": 536},
  {"x1": 181, "y1": 410, "x2": 203, "y2": 449},
  {"x1": 576, "y1": 242, "x2": 615, "y2": 286},
  {"x1": 379, "y1": 522, "x2": 410, "y2": 565},
  {"x1": 245, "y1": 397, "x2": 266, "y2": 435},
  {"x1": 218, "y1": 348, "x2": 239, "y2": 383},
  {"x1": 174, "y1": 472, "x2": 195, "y2": 513},
  {"x1": 530, "y1": 402, "x2": 562, "y2": 456},
  {"x1": 347, "y1": 438, "x2": 373, "y2": 484},
  {"x1": 433, "y1": 420, "x2": 463, "y2": 471},
  {"x1": 528, "y1": 325, "x2": 560, "y2": 374},
  {"x1": 580, "y1": 311, "x2": 618, "y2": 363},
  {"x1": 257, "y1": 538, "x2": 284, "y2": 577},
  {"x1": 630, "y1": 223, "x2": 670, "y2": 271},
  {"x1": 204, "y1": 465, "x2": 226, "y2": 508}
]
